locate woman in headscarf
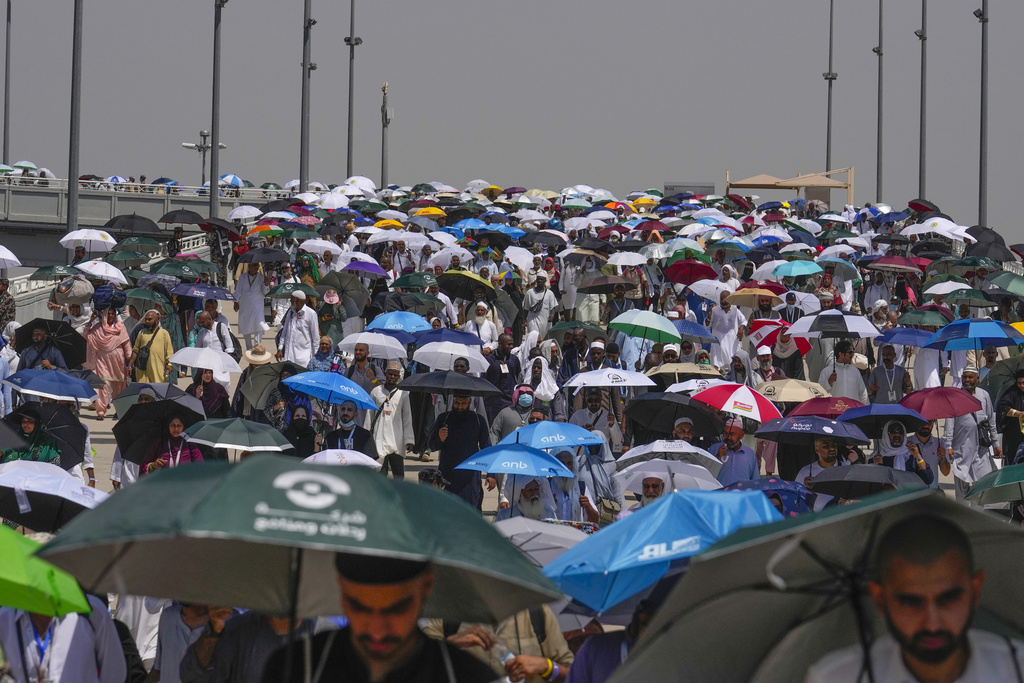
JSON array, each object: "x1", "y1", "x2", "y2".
[
  {"x1": 307, "y1": 336, "x2": 336, "y2": 373},
  {"x1": 814, "y1": 273, "x2": 840, "y2": 303},
  {"x1": 872, "y1": 420, "x2": 934, "y2": 485},
  {"x1": 724, "y1": 350, "x2": 756, "y2": 387},
  {"x1": 695, "y1": 348, "x2": 712, "y2": 366},
  {"x1": 521, "y1": 355, "x2": 566, "y2": 422},
  {"x1": 576, "y1": 256, "x2": 604, "y2": 325},
  {"x1": 540, "y1": 338, "x2": 561, "y2": 375},
  {"x1": 997, "y1": 369, "x2": 1024, "y2": 462},
  {"x1": 575, "y1": 430, "x2": 627, "y2": 526},
  {"x1": 679, "y1": 339, "x2": 697, "y2": 364},
  {"x1": 83, "y1": 308, "x2": 132, "y2": 420},
  {"x1": 282, "y1": 405, "x2": 318, "y2": 458},
  {"x1": 297, "y1": 253, "x2": 321, "y2": 308},
  {"x1": 772, "y1": 330, "x2": 805, "y2": 380},
  {"x1": 140, "y1": 413, "x2": 203, "y2": 475},
  {"x1": 264, "y1": 363, "x2": 313, "y2": 432},
  {"x1": 1, "y1": 405, "x2": 60, "y2": 465},
  {"x1": 513, "y1": 330, "x2": 541, "y2": 372},
  {"x1": 317, "y1": 289, "x2": 347, "y2": 345},
  {"x1": 543, "y1": 257, "x2": 560, "y2": 294},
  {"x1": 719, "y1": 265, "x2": 739, "y2": 291},
  {"x1": 186, "y1": 368, "x2": 233, "y2": 418}
]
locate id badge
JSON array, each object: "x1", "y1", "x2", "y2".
[
  {"x1": 500, "y1": 362, "x2": 509, "y2": 374},
  {"x1": 888, "y1": 390, "x2": 897, "y2": 401}
]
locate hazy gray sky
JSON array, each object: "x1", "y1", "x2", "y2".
[{"x1": 9, "y1": 0, "x2": 1023, "y2": 237}]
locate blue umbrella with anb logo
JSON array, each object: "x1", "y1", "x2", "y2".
[
  {"x1": 281, "y1": 372, "x2": 375, "y2": 408},
  {"x1": 365, "y1": 310, "x2": 432, "y2": 333},
  {"x1": 456, "y1": 443, "x2": 574, "y2": 478},
  {"x1": 497, "y1": 422, "x2": 605, "y2": 449}
]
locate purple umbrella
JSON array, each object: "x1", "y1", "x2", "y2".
[{"x1": 342, "y1": 261, "x2": 387, "y2": 278}]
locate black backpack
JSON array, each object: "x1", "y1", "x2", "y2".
[{"x1": 216, "y1": 322, "x2": 243, "y2": 362}]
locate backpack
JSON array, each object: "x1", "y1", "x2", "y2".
[
  {"x1": 215, "y1": 322, "x2": 243, "y2": 362},
  {"x1": 92, "y1": 283, "x2": 127, "y2": 312}
]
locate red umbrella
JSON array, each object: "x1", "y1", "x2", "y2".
[
  {"x1": 908, "y1": 256, "x2": 933, "y2": 272},
  {"x1": 908, "y1": 198, "x2": 939, "y2": 213},
  {"x1": 900, "y1": 387, "x2": 982, "y2": 421},
  {"x1": 748, "y1": 320, "x2": 811, "y2": 356},
  {"x1": 635, "y1": 220, "x2": 668, "y2": 233},
  {"x1": 726, "y1": 194, "x2": 751, "y2": 212},
  {"x1": 691, "y1": 383, "x2": 782, "y2": 423},
  {"x1": 762, "y1": 213, "x2": 787, "y2": 223},
  {"x1": 665, "y1": 259, "x2": 717, "y2": 285},
  {"x1": 737, "y1": 280, "x2": 787, "y2": 296},
  {"x1": 787, "y1": 397, "x2": 866, "y2": 419},
  {"x1": 597, "y1": 225, "x2": 630, "y2": 240},
  {"x1": 866, "y1": 255, "x2": 923, "y2": 274}
]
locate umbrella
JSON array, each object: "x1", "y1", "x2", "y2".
[
  {"x1": 987, "y1": 271, "x2": 1024, "y2": 297},
  {"x1": 900, "y1": 387, "x2": 982, "y2": 420},
  {"x1": 787, "y1": 396, "x2": 866, "y2": 419},
  {"x1": 577, "y1": 276, "x2": 636, "y2": 295},
  {"x1": 756, "y1": 379, "x2": 830, "y2": 403},
  {"x1": 392, "y1": 272, "x2": 438, "y2": 289},
  {"x1": 725, "y1": 288, "x2": 782, "y2": 309},
  {"x1": 171, "y1": 283, "x2": 236, "y2": 302},
  {"x1": 412, "y1": 342, "x2": 488, "y2": 373},
  {"x1": 497, "y1": 421, "x2": 606, "y2": 449},
  {"x1": 0, "y1": 524, "x2": 91, "y2": 616},
  {"x1": 238, "y1": 247, "x2": 291, "y2": 264},
  {"x1": 865, "y1": 254, "x2": 923, "y2": 274},
  {"x1": 967, "y1": 241, "x2": 1016, "y2": 262},
  {"x1": 664, "y1": 259, "x2": 717, "y2": 285},
  {"x1": 981, "y1": 354, "x2": 1024, "y2": 404},
  {"x1": 336, "y1": 332, "x2": 408, "y2": 360},
  {"x1": 114, "y1": 235, "x2": 163, "y2": 253},
  {"x1": 168, "y1": 347, "x2": 241, "y2": 374},
  {"x1": 666, "y1": 378, "x2": 730, "y2": 394},
  {"x1": 623, "y1": 393, "x2": 725, "y2": 438},
  {"x1": 413, "y1": 328, "x2": 482, "y2": 346},
  {"x1": 29, "y1": 265, "x2": 83, "y2": 280},
  {"x1": 103, "y1": 250, "x2": 149, "y2": 268},
  {"x1": 965, "y1": 463, "x2": 1024, "y2": 505},
  {"x1": 436, "y1": 270, "x2": 494, "y2": 303},
  {"x1": 456, "y1": 443, "x2": 574, "y2": 479},
  {"x1": 397, "y1": 371, "x2": 501, "y2": 397},
  {"x1": 111, "y1": 382, "x2": 202, "y2": 417},
  {"x1": 150, "y1": 260, "x2": 201, "y2": 280},
  {"x1": 239, "y1": 362, "x2": 309, "y2": 410},
  {"x1": 73, "y1": 260, "x2": 128, "y2": 285},
  {"x1": 807, "y1": 463, "x2": 928, "y2": 498},
  {"x1": 281, "y1": 372, "x2": 376, "y2": 409},
  {"x1": 544, "y1": 321, "x2": 605, "y2": 343},
  {"x1": 60, "y1": 229, "x2": 116, "y2": 251},
  {"x1": 616, "y1": 441, "x2": 723, "y2": 478},
  {"x1": 268, "y1": 282, "x2": 318, "y2": 300},
  {"x1": 0, "y1": 244, "x2": 20, "y2": 269},
  {"x1": 874, "y1": 326, "x2": 933, "y2": 348},
  {"x1": 104, "y1": 213, "x2": 162, "y2": 237},
  {"x1": 3, "y1": 403, "x2": 88, "y2": 469},
  {"x1": 38, "y1": 456, "x2": 560, "y2": 623},
  {"x1": 563, "y1": 368, "x2": 657, "y2": 391},
  {"x1": 686, "y1": 279, "x2": 735, "y2": 303},
  {"x1": 671, "y1": 320, "x2": 717, "y2": 344},
  {"x1": 838, "y1": 404, "x2": 929, "y2": 438},
  {"x1": 897, "y1": 307, "x2": 952, "y2": 328},
  {"x1": 647, "y1": 364, "x2": 724, "y2": 386},
  {"x1": 788, "y1": 310, "x2": 882, "y2": 340},
  {"x1": 614, "y1": 460, "x2": 723, "y2": 494},
  {"x1": 747, "y1": 320, "x2": 812, "y2": 356},
  {"x1": 721, "y1": 477, "x2": 819, "y2": 517},
  {"x1": 184, "y1": 418, "x2": 294, "y2": 451},
  {"x1": 14, "y1": 319, "x2": 88, "y2": 368},
  {"x1": 3, "y1": 369, "x2": 97, "y2": 402},
  {"x1": 302, "y1": 449, "x2": 381, "y2": 469},
  {"x1": 543, "y1": 490, "x2": 779, "y2": 613},
  {"x1": 754, "y1": 416, "x2": 869, "y2": 446},
  {"x1": 609, "y1": 310, "x2": 681, "y2": 344},
  {"x1": 365, "y1": 311, "x2": 432, "y2": 333},
  {"x1": 367, "y1": 291, "x2": 435, "y2": 318},
  {"x1": 690, "y1": 383, "x2": 782, "y2": 422},
  {"x1": 923, "y1": 318, "x2": 1024, "y2": 352},
  {"x1": 772, "y1": 260, "x2": 822, "y2": 278},
  {"x1": 494, "y1": 517, "x2": 588, "y2": 569},
  {"x1": 113, "y1": 398, "x2": 205, "y2": 464},
  {"x1": 0, "y1": 461, "x2": 108, "y2": 532},
  {"x1": 159, "y1": 209, "x2": 205, "y2": 225}
]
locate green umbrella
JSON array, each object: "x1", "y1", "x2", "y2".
[
  {"x1": 609, "y1": 489, "x2": 1024, "y2": 683},
  {"x1": 818, "y1": 228, "x2": 857, "y2": 242},
  {"x1": 269, "y1": 282, "x2": 319, "y2": 300},
  {"x1": 392, "y1": 272, "x2": 438, "y2": 289},
  {"x1": 29, "y1": 265, "x2": 83, "y2": 280},
  {"x1": 666, "y1": 250, "x2": 711, "y2": 267},
  {"x1": 113, "y1": 236, "x2": 162, "y2": 254},
  {"x1": 951, "y1": 255, "x2": 1000, "y2": 274},
  {"x1": 966, "y1": 463, "x2": 1024, "y2": 505},
  {"x1": 944, "y1": 288, "x2": 997, "y2": 307},
  {"x1": 104, "y1": 250, "x2": 149, "y2": 267},
  {"x1": 987, "y1": 271, "x2": 1024, "y2": 298},
  {"x1": 39, "y1": 457, "x2": 559, "y2": 622},
  {"x1": 150, "y1": 260, "x2": 201, "y2": 279},
  {"x1": 316, "y1": 271, "x2": 371, "y2": 317},
  {"x1": 261, "y1": 182, "x2": 283, "y2": 190},
  {"x1": 184, "y1": 418, "x2": 294, "y2": 451},
  {"x1": 240, "y1": 362, "x2": 309, "y2": 410},
  {"x1": 922, "y1": 273, "x2": 969, "y2": 289},
  {"x1": 125, "y1": 287, "x2": 170, "y2": 312},
  {"x1": 897, "y1": 308, "x2": 950, "y2": 327},
  {"x1": 121, "y1": 268, "x2": 148, "y2": 283},
  {"x1": 0, "y1": 525, "x2": 91, "y2": 616},
  {"x1": 980, "y1": 354, "x2": 1024, "y2": 405},
  {"x1": 609, "y1": 310, "x2": 681, "y2": 344},
  {"x1": 281, "y1": 227, "x2": 319, "y2": 240}
]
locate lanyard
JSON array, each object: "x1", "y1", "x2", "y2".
[
  {"x1": 33, "y1": 625, "x2": 52, "y2": 663},
  {"x1": 167, "y1": 439, "x2": 185, "y2": 467}
]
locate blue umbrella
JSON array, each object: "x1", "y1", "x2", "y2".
[
  {"x1": 366, "y1": 311, "x2": 432, "y2": 333},
  {"x1": 454, "y1": 218, "x2": 488, "y2": 232},
  {"x1": 478, "y1": 211, "x2": 508, "y2": 224},
  {"x1": 219, "y1": 174, "x2": 244, "y2": 187},
  {"x1": 671, "y1": 320, "x2": 716, "y2": 344},
  {"x1": 755, "y1": 416, "x2": 869, "y2": 446},
  {"x1": 437, "y1": 226, "x2": 466, "y2": 238},
  {"x1": 455, "y1": 443, "x2": 574, "y2": 478},
  {"x1": 376, "y1": 328, "x2": 416, "y2": 346},
  {"x1": 874, "y1": 326, "x2": 933, "y2": 348},
  {"x1": 722, "y1": 478, "x2": 817, "y2": 517},
  {"x1": 923, "y1": 318, "x2": 1024, "y2": 352},
  {"x1": 872, "y1": 210, "x2": 909, "y2": 223},
  {"x1": 3, "y1": 370, "x2": 97, "y2": 402},
  {"x1": 281, "y1": 372, "x2": 375, "y2": 408},
  {"x1": 492, "y1": 225, "x2": 526, "y2": 239},
  {"x1": 413, "y1": 328, "x2": 483, "y2": 346},
  {"x1": 497, "y1": 422, "x2": 605, "y2": 449},
  {"x1": 839, "y1": 404, "x2": 928, "y2": 438},
  {"x1": 171, "y1": 283, "x2": 236, "y2": 302},
  {"x1": 772, "y1": 260, "x2": 823, "y2": 278},
  {"x1": 751, "y1": 234, "x2": 784, "y2": 247},
  {"x1": 543, "y1": 490, "x2": 780, "y2": 612},
  {"x1": 756, "y1": 200, "x2": 783, "y2": 211},
  {"x1": 787, "y1": 230, "x2": 820, "y2": 248}
]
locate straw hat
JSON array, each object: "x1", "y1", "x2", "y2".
[{"x1": 244, "y1": 343, "x2": 274, "y2": 366}]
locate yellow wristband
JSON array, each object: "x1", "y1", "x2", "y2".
[{"x1": 542, "y1": 658, "x2": 554, "y2": 678}]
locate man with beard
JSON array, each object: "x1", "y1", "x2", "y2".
[
  {"x1": 603, "y1": 283, "x2": 635, "y2": 327},
  {"x1": 795, "y1": 435, "x2": 851, "y2": 486},
  {"x1": 618, "y1": 475, "x2": 666, "y2": 517},
  {"x1": 343, "y1": 342, "x2": 385, "y2": 397},
  {"x1": 746, "y1": 294, "x2": 780, "y2": 356},
  {"x1": 130, "y1": 310, "x2": 174, "y2": 383},
  {"x1": 945, "y1": 366, "x2": 1000, "y2": 503},
  {"x1": 461, "y1": 301, "x2": 499, "y2": 354},
  {"x1": 235, "y1": 262, "x2": 270, "y2": 349},
  {"x1": 907, "y1": 420, "x2": 950, "y2": 490},
  {"x1": 556, "y1": 328, "x2": 590, "y2": 387},
  {"x1": 484, "y1": 334, "x2": 522, "y2": 423},
  {"x1": 806, "y1": 516, "x2": 1024, "y2": 682},
  {"x1": 569, "y1": 389, "x2": 619, "y2": 448},
  {"x1": 323, "y1": 400, "x2": 378, "y2": 459},
  {"x1": 868, "y1": 344, "x2": 913, "y2": 404},
  {"x1": 864, "y1": 272, "x2": 890, "y2": 315},
  {"x1": 752, "y1": 346, "x2": 784, "y2": 385},
  {"x1": 494, "y1": 476, "x2": 552, "y2": 521},
  {"x1": 365, "y1": 361, "x2": 414, "y2": 479},
  {"x1": 20, "y1": 324, "x2": 68, "y2": 370},
  {"x1": 818, "y1": 341, "x2": 869, "y2": 404},
  {"x1": 710, "y1": 418, "x2": 758, "y2": 487},
  {"x1": 523, "y1": 272, "x2": 559, "y2": 338},
  {"x1": 276, "y1": 291, "x2": 319, "y2": 367},
  {"x1": 428, "y1": 393, "x2": 492, "y2": 509}
]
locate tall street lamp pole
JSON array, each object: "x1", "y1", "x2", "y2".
[
  {"x1": 299, "y1": 0, "x2": 315, "y2": 194},
  {"x1": 380, "y1": 82, "x2": 391, "y2": 188},
  {"x1": 823, "y1": 0, "x2": 837, "y2": 172},
  {"x1": 344, "y1": 0, "x2": 361, "y2": 178},
  {"x1": 3, "y1": 0, "x2": 11, "y2": 165},
  {"x1": 210, "y1": 0, "x2": 226, "y2": 218},
  {"x1": 66, "y1": 0, "x2": 83, "y2": 234},
  {"x1": 916, "y1": 0, "x2": 927, "y2": 199},
  {"x1": 977, "y1": 1, "x2": 988, "y2": 225},
  {"x1": 183, "y1": 130, "x2": 226, "y2": 187},
  {"x1": 873, "y1": 0, "x2": 883, "y2": 202}
]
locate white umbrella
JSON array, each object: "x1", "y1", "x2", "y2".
[
  {"x1": 614, "y1": 460, "x2": 722, "y2": 494},
  {"x1": 414, "y1": 342, "x2": 488, "y2": 373},
  {"x1": 925, "y1": 281, "x2": 971, "y2": 296},
  {"x1": 687, "y1": 279, "x2": 735, "y2": 303},
  {"x1": 836, "y1": 236, "x2": 870, "y2": 250},
  {"x1": 298, "y1": 239, "x2": 343, "y2": 257},
  {"x1": 318, "y1": 194, "x2": 349, "y2": 211},
  {"x1": 294, "y1": 192, "x2": 320, "y2": 204},
  {"x1": 751, "y1": 260, "x2": 787, "y2": 281},
  {"x1": 12, "y1": 160, "x2": 36, "y2": 171},
  {"x1": 0, "y1": 461, "x2": 109, "y2": 528},
  {"x1": 430, "y1": 247, "x2": 475, "y2": 270},
  {"x1": 494, "y1": 517, "x2": 588, "y2": 569},
  {"x1": 563, "y1": 368, "x2": 656, "y2": 390},
  {"x1": 513, "y1": 209, "x2": 549, "y2": 223},
  {"x1": 75, "y1": 260, "x2": 128, "y2": 285},
  {"x1": 788, "y1": 309, "x2": 881, "y2": 339},
  {"x1": 303, "y1": 449, "x2": 381, "y2": 469},
  {"x1": 344, "y1": 175, "x2": 376, "y2": 191},
  {"x1": 429, "y1": 231, "x2": 458, "y2": 248},
  {"x1": 774, "y1": 291, "x2": 821, "y2": 315},
  {"x1": 60, "y1": 229, "x2": 116, "y2": 252},
  {"x1": 818, "y1": 213, "x2": 850, "y2": 223},
  {"x1": 227, "y1": 205, "x2": 261, "y2": 221},
  {"x1": 818, "y1": 245, "x2": 856, "y2": 259},
  {"x1": 261, "y1": 211, "x2": 297, "y2": 220},
  {"x1": 666, "y1": 378, "x2": 729, "y2": 395},
  {"x1": 0, "y1": 245, "x2": 21, "y2": 268},
  {"x1": 616, "y1": 440, "x2": 723, "y2": 477},
  {"x1": 168, "y1": 347, "x2": 241, "y2": 373},
  {"x1": 779, "y1": 243, "x2": 814, "y2": 254},
  {"x1": 608, "y1": 252, "x2": 648, "y2": 267},
  {"x1": 336, "y1": 332, "x2": 408, "y2": 360},
  {"x1": 503, "y1": 246, "x2": 536, "y2": 273},
  {"x1": 337, "y1": 251, "x2": 379, "y2": 266},
  {"x1": 377, "y1": 209, "x2": 407, "y2": 222},
  {"x1": 564, "y1": 217, "x2": 607, "y2": 232}
]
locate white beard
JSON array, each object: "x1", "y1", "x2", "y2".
[
  {"x1": 641, "y1": 494, "x2": 660, "y2": 507},
  {"x1": 553, "y1": 477, "x2": 575, "y2": 493},
  {"x1": 475, "y1": 315, "x2": 486, "y2": 326},
  {"x1": 519, "y1": 496, "x2": 546, "y2": 520}
]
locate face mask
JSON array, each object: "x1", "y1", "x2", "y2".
[
  {"x1": 518, "y1": 394, "x2": 534, "y2": 409},
  {"x1": 698, "y1": 358, "x2": 710, "y2": 366},
  {"x1": 339, "y1": 418, "x2": 356, "y2": 428},
  {"x1": 292, "y1": 418, "x2": 309, "y2": 430},
  {"x1": 786, "y1": 304, "x2": 796, "y2": 314}
]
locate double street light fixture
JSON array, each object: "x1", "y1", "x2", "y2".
[{"x1": 182, "y1": 130, "x2": 227, "y2": 187}]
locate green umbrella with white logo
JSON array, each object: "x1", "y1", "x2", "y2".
[{"x1": 38, "y1": 455, "x2": 558, "y2": 623}]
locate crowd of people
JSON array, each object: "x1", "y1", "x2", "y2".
[{"x1": 1, "y1": 182, "x2": 1022, "y2": 682}]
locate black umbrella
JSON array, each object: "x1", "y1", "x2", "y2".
[
  {"x1": 437, "y1": 271, "x2": 497, "y2": 304},
  {"x1": 238, "y1": 247, "x2": 290, "y2": 264},
  {"x1": 473, "y1": 230, "x2": 513, "y2": 251},
  {"x1": 398, "y1": 371, "x2": 501, "y2": 397},
  {"x1": 13, "y1": 319, "x2": 87, "y2": 369},
  {"x1": 520, "y1": 231, "x2": 567, "y2": 247},
  {"x1": 909, "y1": 239, "x2": 950, "y2": 255},
  {"x1": 616, "y1": 239, "x2": 648, "y2": 251},
  {"x1": 316, "y1": 223, "x2": 347, "y2": 236},
  {"x1": 907, "y1": 198, "x2": 939, "y2": 213},
  {"x1": 4, "y1": 404, "x2": 87, "y2": 470},
  {"x1": 0, "y1": 420, "x2": 26, "y2": 451},
  {"x1": 574, "y1": 237, "x2": 615, "y2": 253},
  {"x1": 0, "y1": 461, "x2": 103, "y2": 532},
  {"x1": 111, "y1": 382, "x2": 201, "y2": 417},
  {"x1": 259, "y1": 198, "x2": 304, "y2": 213},
  {"x1": 577, "y1": 276, "x2": 636, "y2": 295},
  {"x1": 966, "y1": 240, "x2": 1015, "y2": 262},
  {"x1": 806, "y1": 463, "x2": 927, "y2": 499},
  {"x1": 316, "y1": 271, "x2": 371, "y2": 318},
  {"x1": 368, "y1": 291, "x2": 435, "y2": 318},
  {"x1": 64, "y1": 369, "x2": 105, "y2": 391},
  {"x1": 624, "y1": 393, "x2": 724, "y2": 439},
  {"x1": 104, "y1": 213, "x2": 162, "y2": 236},
  {"x1": 113, "y1": 399, "x2": 205, "y2": 465},
  {"x1": 159, "y1": 209, "x2": 205, "y2": 225},
  {"x1": 199, "y1": 216, "x2": 244, "y2": 239},
  {"x1": 966, "y1": 224, "x2": 1005, "y2": 245}
]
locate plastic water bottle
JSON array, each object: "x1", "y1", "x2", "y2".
[{"x1": 492, "y1": 642, "x2": 517, "y2": 666}]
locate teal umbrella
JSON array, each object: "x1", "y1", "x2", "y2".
[
  {"x1": 966, "y1": 463, "x2": 1024, "y2": 505},
  {"x1": 39, "y1": 456, "x2": 558, "y2": 622},
  {"x1": 184, "y1": 418, "x2": 294, "y2": 451},
  {"x1": 30, "y1": 265, "x2": 82, "y2": 280}
]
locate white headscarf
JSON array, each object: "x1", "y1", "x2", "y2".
[
  {"x1": 514, "y1": 330, "x2": 541, "y2": 371},
  {"x1": 878, "y1": 420, "x2": 909, "y2": 470},
  {"x1": 522, "y1": 355, "x2": 559, "y2": 402}
]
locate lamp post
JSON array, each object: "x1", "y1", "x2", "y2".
[
  {"x1": 380, "y1": 82, "x2": 391, "y2": 188},
  {"x1": 823, "y1": 0, "x2": 837, "y2": 172},
  {"x1": 976, "y1": 1, "x2": 988, "y2": 225},
  {"x1": 916, "y1": 1, "x2": 927, "y2": 199},
  {"x1": 344, "y1": 0, "x2": 361, "y2": 178},
  {"x1": 209, "y1": 0, "x2": 226, "y2": 218},
  {"x1": 66, "y1": 0, "x2": 83, "y2": 234},
  {"x1": 299, "y1": 0, "x2": 315, "y2": 194},
  {"x1": 873, "y1": 0, "x2": 884, "y2": 202},
  {"x1": 3, "y1": 0, "x2": 11, "y2": 165},
  {"x1": 182, "y1": 130, "x2": 226, "y2": 187}
]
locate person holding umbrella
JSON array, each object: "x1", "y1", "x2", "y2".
[
  {"x1": 20, "y1": 325, "x2": 68, "y2": 371},
  {"x1": 870, "y1": 421, "x2": 934, "y2": 486},
  {"x1": 1, "y1": 405, "x2": 59, "y2": 466},
  {"x1": 996, "y1": 369, "x2": 1024, "y2": 466},
  {"x1": 709, "y1": 418, "x2": 758, "y2": 487},
  {"x1": 234, "y1": 262, "x2": 270, "y2": 350},
  {"x1": 186, "y1": 369, "x2": 233, "y2": 418},
  {"x1": 139, "y1": 413, "x2": 203, "y2": 474},
  {"x1": 428, "y1": 393, "x2": 492, "y2": 510},
  {"x1": 817, "y1": 341, "x2": 868, "y2": 404},
  {"x1": 951, "y1": 366, "x2": 1001, "y2": 503},
  {"x1": 82, "y1": 308, "x2": 132, "y2": 420}
]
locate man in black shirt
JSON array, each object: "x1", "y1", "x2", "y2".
[{"x1": 261, "y1": 555, "x2": 496, "y2": 683}]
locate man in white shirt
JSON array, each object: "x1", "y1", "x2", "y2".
[
  {"x1": 271, "y1": 262, "x2": 299, "y2": 327},
  {"x1": 818, "y1": 341, "x2": 868, "y2": 404},
  {"x1": 276, "y1": 291, "x2": 319, "y2": 367},
  {"x1": 806, "y1": 515, "x2": 1024, "y2": 683},
  {"x1": 523, "y1": 272, "x2": 559, "y2": 338},
  {"x1": 320, "y1": 249, "x2": 342, "y2": 274},
  {"x1": 913, "y1": 328, "x2": 948, "y2": 389},
  {"x1": 234, "y1": 263, "x2": 270, "y2": 349},
  {"x1": 795, "y1": 435, "x2": 851, "y2": 486},
  {"x1": 391, "y1": 240, "x2": 416, "y2": 274},
  {"x1": 194, "y1": 311, "x2": 235, "y2": 389},
  {"x1": 710, "y1": 291, "x2": 745, "y2": 370},
  {"x1": 461, "y1": 301, "x2": 499, "y2": 354},
  {"x1": 365, "y1": 361, "x2": 414, "y2": 479}
]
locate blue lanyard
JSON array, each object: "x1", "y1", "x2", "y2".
[{"x1": 32, "y1": 622, "x2": 52, "y2": 663}]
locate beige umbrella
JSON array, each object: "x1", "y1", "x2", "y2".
[
  {"x1": 725, "y1": 288, "x2": 783, "y2": 308},
  {"x1": 756, "y1": 379, "x2": 831, "y2": 403}
]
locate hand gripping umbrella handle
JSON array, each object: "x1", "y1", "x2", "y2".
[{"x1": 765, "y1": 533, "x2": 805, "y2": 591}]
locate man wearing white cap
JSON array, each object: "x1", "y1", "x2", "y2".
[
  {"x1": 277, "y1": 291, "x2": 319, "y2": 367},
  {"x1": 365, "y1": 360, "x2": 414, "y2": 479},
  {"x1": 523, "y1": 271, "x2": 559, "y2": 338},
  {"x1": 461, "y1": 301, "x2": 499, "y2": 354},
  {"x1": 235, "y1": 262, "x2": 271, "y2": 350},
  {"x1": 752, "y1": 345, "x2": 784, "y2": 385}
]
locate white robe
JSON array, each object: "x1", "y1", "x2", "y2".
[
  {"x1": 913, "y1": 347, "x2": 946, "y2": 390},
  {"x1": 462, "y1": 318, "x2": 499, "y2": 352},
  {"x1": 817, "y1": 362, "x2": 869, "y2": 403},
  {"x1": 272, "y1": 275, "x2": 300, "y2": 326},
  {"x1": 280, "y1": 306, "x2": 320, "y2": 367},
  {"x1": 710, "y1": 305, "x2": 745, "y2": 369},
  {"x1": 235, "y1": 272, "x2": 270, "y2": 337},
  {"x1": 524, "y1": 287, "x2": 559, "y2": 337}
]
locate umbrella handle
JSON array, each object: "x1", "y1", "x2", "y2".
[{"x1": 765, "y1": 533, "x2": 804, "y2": 590}]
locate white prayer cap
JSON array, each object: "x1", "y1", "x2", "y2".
[{"x1": 756, "y1": 346, "x2": 772, "y2": 356}]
